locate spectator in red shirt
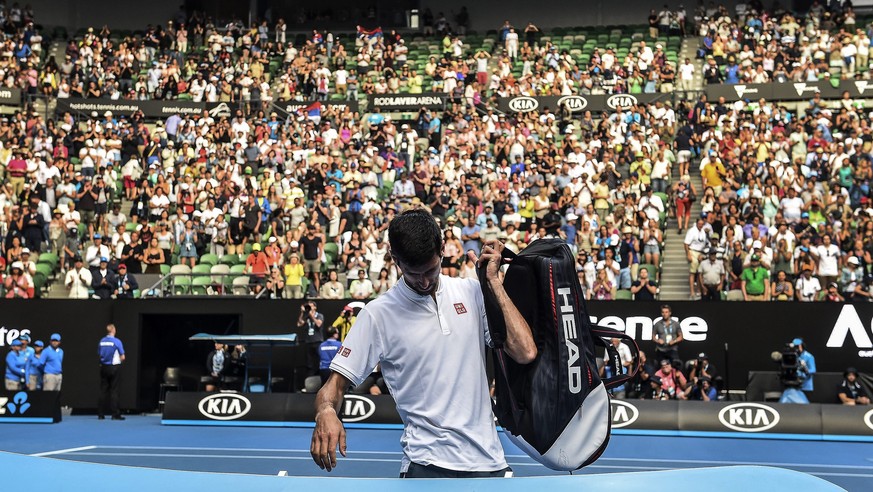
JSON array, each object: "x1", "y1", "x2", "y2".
[
  {"x1": 7, "y1": 149, "x2": 28, "y2": 197},
  {"x1": 245, "y1": 243, "x2": 270, "y2": 295}
]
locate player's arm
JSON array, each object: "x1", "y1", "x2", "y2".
[
  {"x1": 472, "y1": 240, "x2": 537, "y2": 364},
  {"x1": 311, "y1": 372, "x2": 351, "y2": 472}
]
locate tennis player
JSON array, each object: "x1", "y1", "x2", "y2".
[{"x1": 311, "y1": 209, "x2": 537, "y2": 478}]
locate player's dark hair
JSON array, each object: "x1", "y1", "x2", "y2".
[{"x1": 388, "y1": 209, "x2": 442, "y2": 267}]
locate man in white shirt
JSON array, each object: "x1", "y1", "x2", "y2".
[
  {"x1": 684, "y1": 217, "x2": 712, "y2": 300},
  {"x1": 679, "y1": 58, "x2": 695, "y2": 92},
  {"x1": 65, "y1": 256, "x2": 92, "y2": 299},
  {"x1": 311, "y1": 210, "x2": 536, "y2": 478}
]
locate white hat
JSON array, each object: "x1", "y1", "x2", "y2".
[
  {"x1": 181, "y1": 183, "x2": 189, "y2": 190},
  {"x1": 85, "y1": 139, "x2": 93, "y2": 147},
  {"x1": 849, "y1": 256, "x2": 860, "y2": 265},
  {"x1": 290, "y1": 241, "x2": 299, "y2": 248},
  {"x1": 752, "y1": 240, "x2": 763, "y2": 249},
  {"x1": 269, "y1": 237, "x2": 277, "y2": 243},
  {"x1": 566, "y1": 213, "x2": 578, "y2": 221}
]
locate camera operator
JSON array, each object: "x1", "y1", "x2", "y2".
[
  {"x1": 331, "y1": 305, "x2": 357, "y2": 341},
  {"x1": 627, "y1": 350, "x2": 655, "y2": 399},
  {"x1": 793, "y1": 337, "x2": 816, "y2": 393},
  {"x1": 297, "y1": 301, "x2": 325, "y2": 379},
  {"x1": 837, "y1": 367, "x2": 870, "y2": 406},
  {"x1": 688, "y1": 376, "x2": 717, "y2": 401},
  {"x1": 687, "y1": 352, "x2": 718, "y2": 383}
]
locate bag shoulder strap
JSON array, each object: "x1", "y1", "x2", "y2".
[{"x1": 591, "y1": 327, "x2": 641, "y2": 389}]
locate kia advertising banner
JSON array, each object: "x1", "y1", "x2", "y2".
[
  {"x1": 161, "y1": 390, "x2": 873, "y2": 439},
  {"x1": 496, "y1": 93, "x2": 667, "y2": 115},
  {"x1": 162, "y1": 392, "x2": 400, "y2": 426},
  {"x1": 0, "y1": 391, "x2": 62, "y2": 423}
]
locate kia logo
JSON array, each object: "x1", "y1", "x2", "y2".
[
  {"x1": 557, "y1": 95, "x2": 588, "y2": 112},
  {"x1": 609, "y1": 400, "x2": 639, "y2": 428},
  {"x1": 341, "y1": 395, "x2": 376, "y2": 422},
  {"x1": 606, "y1": 94, "x2": 638, "y2": 109},
  {"x1": 865, "y1": 409, "x2": 873, "y2": 431},
  {"x1": 198, "y1": 393, "x2": 252, "y2": 420},
  {"x1": 508, "y1": 97, "x2": 539, "y2": 112},
  {"x1": 717, "y1": 403, "x2": 780, "y2": 432}
]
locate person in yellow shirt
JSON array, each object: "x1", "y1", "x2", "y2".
[
  {"x1": 518, "y1": 190, "x2": 536, "y2": 229},
  {"x1": 700, "y1": 155, "x2": 726, "y2": 196},
  {"x1": 283, "y1": 254, "x2": 305, "y2": 298},
  {"x1": 593, "y1": 175, "x2": 611, "y2": 224},
  {"x1": 331, "y1": 305, "x2": 357, "y2": 341}
]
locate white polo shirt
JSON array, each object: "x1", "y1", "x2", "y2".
[{"x1": 330, "y1": 274, "x2": 507, "y2": 473}]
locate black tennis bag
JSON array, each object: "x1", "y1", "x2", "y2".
[{"x1": 479, "y1": 239, "x2": 640, "y2": 471}]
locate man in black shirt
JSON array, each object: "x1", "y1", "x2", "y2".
[
  {"x1": 300, "y1": 225, "x2": 323, "y2": 293},
  {"x1": 541, "y1": 203, "x2": 563, "y2": 236},
  {"x1": 243, "y1": 199, "x2": 261, "y2": 242},
  {"x1": 631, "y1": 267, "x2": 658, "y2": 300},
  {"x1": 837, "y1": 367, "x2": 871, "y2": 405}
]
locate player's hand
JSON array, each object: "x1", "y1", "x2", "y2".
[
  {"x1": 311, "y1": 407, "x2": 346, "y2": 472},
  {"x1": 470, "y1": 239, "x2": 509, "y2": 281}
]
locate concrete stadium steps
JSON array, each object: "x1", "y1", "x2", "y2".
[
  {"x1": 679, "y1": 37, "x2": 705, "y2": 89},
  {"x1": 658, "y1": 161, "x2": 703, "y2": 301}
]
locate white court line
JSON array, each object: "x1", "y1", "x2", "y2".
[
  {"x1": 76, "y1": 446, "x2": 873, "y2": 471},
  {"x1": 30, "y1": 446, "x2": 97, "y2": 457}
]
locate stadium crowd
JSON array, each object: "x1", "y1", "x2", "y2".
[
  {"x1": 1, "y1": 4, "x2": 873, "y2": 304},
  {"x1": 698, "y1": 0, "x2": 873, "y2": 84}
]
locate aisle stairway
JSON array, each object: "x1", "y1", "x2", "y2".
[{"x1": 658, "y1": 161, "x2": 704, "y2": 300}]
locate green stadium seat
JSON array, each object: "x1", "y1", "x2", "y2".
[
  {"x1": 191, "y1": 276, "x2": 212, "y2": 295},
  {"x1": 199, "y1": 254, "x2": 218, "y2": 266},
  {"x1": 192, "y1": 264, "x2": 211, "y2": 275},
  {"x1": 230, "y1": 264, "x2": 247, "y2": 275},
  {"x1": 172, "y1": 275, "x2": 191, "y2": 295},
  {"x1": 219, "y1": 254, "x2": 240, "y2": 266},
  {"x1": 615, "y1": 289, "x2": 633, "y2": 301}
]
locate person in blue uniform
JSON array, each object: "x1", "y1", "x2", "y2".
[
  {"x1": 26, "y1": 340, "x2": 46, "y2": 390},
  {"x1": 5, "y1": 340, "x2": 26, "y2": 390},
  {"x1": 318, "y1": 327, "x2": 342, "y2": 384},
  {"x1": 42, "y1": 333, "x2": 64, "y2": 391},
  {"x1": 98, "y1": 324, "x2": 125, "y2": 420},
  {"x1": 793, "y1": 337, "x2": 816, "y2": 392}
]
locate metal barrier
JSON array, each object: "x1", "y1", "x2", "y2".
[{"x1": 142, "y1": 272, "x2": 267, "y2": 298}]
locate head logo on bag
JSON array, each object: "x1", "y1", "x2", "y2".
[{"x1": 479, "y1": 239, "x2": 639, "y2": 471}]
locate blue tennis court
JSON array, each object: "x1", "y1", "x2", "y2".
[{"x1": 0, "y1": 416, "x2": 869, "y2": 490}]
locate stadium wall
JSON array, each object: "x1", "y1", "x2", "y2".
[
  {"x1": 29, "y1": 0, "x2": 179, "y2": 31},
  {"x1": 420, "y1": 0, "x2": 752, "y2": 31},
  {"x1": 0, "y1": 299, "x2": 870, "y2": 412}
]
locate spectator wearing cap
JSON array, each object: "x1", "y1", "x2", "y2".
[
  {"x1": 114, "y1": 263, "x2": 138, "y2": 299},
  {"x1": 839, "y1": 256, "x2": 870, "y2": 302},
  {"x1": 5, "y1": 262, "x2": 34, "y2": 298},
  {"x1": 283, "y1": 254, "x2": 305, "y2": 299},
  {"x1": 26, "y1": 339, "x2": 46, "y2": 390},
  {"x1": 823, "y1": 281, "x2": 845, "y2": 302},
  {"x1": 741, "y1": 254, "x2": 770, "y2": 301},
  {"x1": 698, "y1": 248, "x2": 725, "y2": 301},
  {"x1": 837, "y1": 367, "x2": 870, "y2": 406},
  {"x1": 65, "y1": 256, "x2": 93, "y2": 299},
  {"x1": 41, "y1": 333, "x2": 63, "y2": 391},
  {"x1": 245, "y1": 243, "x2": 270, "y2": 295},
  {"x1": 795, "y1": 264, "x2": 822, "y2": 302},
  {"x1": 91, "y1": 257, "x2": 116, "y2": 299},
  {"x1": 85, "y1": 233, "x2": 111, "y2": 272},
  {"x1": 331, "y1": 305, "x2": 357, "y2": 342},
  {"x1": 792, "y1": 337, "x2": 816, "y2": 394},
  {"x1": 5, "y1": 339, "x2": 26, "y2": 390},
  {"x1": 299, "y1": 225, "x2": 324, "y2": 294}
]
